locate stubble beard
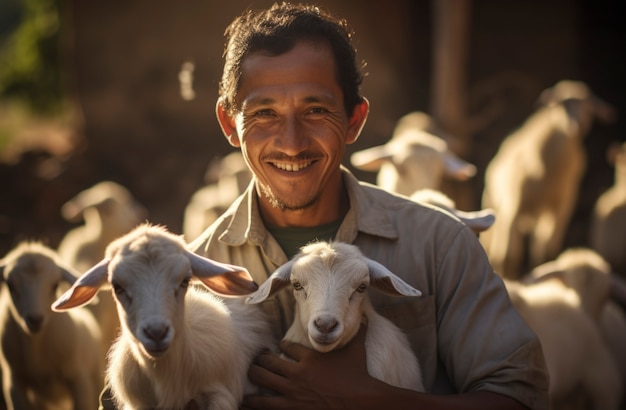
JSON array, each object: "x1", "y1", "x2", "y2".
[{"x1": 258, "y1": 181, "x2": 317, "y2": 211}]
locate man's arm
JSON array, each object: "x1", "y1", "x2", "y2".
[{"x1": 241, "y1": 325, "x2": 531, "y2": 410}]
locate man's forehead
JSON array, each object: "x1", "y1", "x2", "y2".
[
  {"x1": 237, "y1": 42, "x2": 341, "y2": 107},
  {"x1": 242, "y1": 43, "x2": 334, "y2": 75}
]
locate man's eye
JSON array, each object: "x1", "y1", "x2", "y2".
[
  {"x1": 308, "y1": 107, "x2": 327, "y2": 115},
  {"x1": 254, "y1": 109, "x2": 273, "y2": 116}
]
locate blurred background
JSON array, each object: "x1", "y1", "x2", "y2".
[{"x1": 0, "y1": 0, "x2": 624, "y2": 255}]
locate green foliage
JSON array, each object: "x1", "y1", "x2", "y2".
[{"x1": 0, "y1": 0, "x2": 65, "y2": 114}]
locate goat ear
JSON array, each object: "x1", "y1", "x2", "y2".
[
  {"x1": 442, "y1": 152, "x2": 476, "y2": 181},
  {"x1": 350, "y1": 145, "x2": 391, "y2": 172},
  {"x1": 51, "y1": 258, "x2": 109, "y2": 311},
  {"x1": 452, "y1": 208, "x2": 496, "y2": 234},
  {"x1": 245, "y1": 260, "x2": 294, "y2": 304},
  {"x1": 60, "y1": 267, "x2": 79, "y2": 285},
  {"x1": 186, "y1": 250, "x2": 258, "y2": 296},
  {"x1": 366, "y1": 257, "x2": 421, "y2": 297},
  {"x1": 593, "y1": 96, "x2": 616, "y2": 124},
  {"x1": 57, "y1": 261, "x2": 80, "y2": 285}
]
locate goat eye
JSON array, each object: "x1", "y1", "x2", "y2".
[
  {"x1": 112, "y1": 282, "x2": 125, "y2": 295},
  {"x1": 180, "y1": 276, "x2": 191, "y2": 289},
  {"x1": 356, "y1": 283, "x2": 368, "y2": 293},
  {"x1": 292, "y1": 281, "x2": 303, "y2": 291}
]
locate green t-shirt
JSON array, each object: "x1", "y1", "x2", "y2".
[{"x1": 267, "y1": 218, "x2": 343, "y2": 259}]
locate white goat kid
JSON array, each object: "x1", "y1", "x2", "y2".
[
  {"x1": 246, "y1": 241, "x2": 424, "y2": 392},
  {"x1": 350, "y1": 111, "x2": 476, "y2": 195},
  {"x1": 480, "y1": 80, "x2": 615, "y2": 278},
  {"x1": 58, "y1": 180, "x2": 147, "y2": 272},
  {"x1": 0, "y1": 242, "x2": 104, "y2": 410},
  {"x1": 57, "y1": 180, "x2": 148, "y2": 354},
  {"x1": 183, "y1": 151, "x2": 252, "y2": 241},
  {"x1": 526, "y1": 248, "x2": 626, "y2": 408},
  {"x1": 591, "y1": 141, "x2": 626, "y2": 277},
  {"x1": 52, "y1": 224, "x2": 274, "y2": 410}
]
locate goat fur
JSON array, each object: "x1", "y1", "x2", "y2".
[
  {"x1": 246, "y1": 241, "x2": 424, "y2": 392},
  {"x1": 52, "y1": 224, "x2": 274, "y2": 410},
  {"x1": 480, "y1": 80, "x2": 616, "y2": 278},
  {"x1": 0, "y1": 242, "x2": 104, "y2": 409}
]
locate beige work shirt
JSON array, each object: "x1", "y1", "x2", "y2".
[{"x1": 191, "y1": 167, "x2": 549, "y2": 409}]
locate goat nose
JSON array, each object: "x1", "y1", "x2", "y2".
[
  {"x1": 143, "y1": 323, "x2": 170, "y2": 342},
  {"x1": 314, "y1": 316, "x2": 338, "y2": 334}
]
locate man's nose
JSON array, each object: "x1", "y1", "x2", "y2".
[{"x1": 277, "y1": 116, "x2": 309, "y2": 156}]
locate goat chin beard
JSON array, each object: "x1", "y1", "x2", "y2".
[{"x1": 140, "y1": 341, "x2": 171, "y2": 360}]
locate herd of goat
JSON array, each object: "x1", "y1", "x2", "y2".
[{"x1": 0, "y1": 79, "x2": 625, "y2": 409}]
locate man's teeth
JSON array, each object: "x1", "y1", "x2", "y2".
[{"x1": 273, "y1": 161, "x2": 312, "y2": 171}]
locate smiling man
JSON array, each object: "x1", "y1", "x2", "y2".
[
  {"x1": 182, "y1": 4, "x2": 550, "y2": 410},
  {"x1": 216, "y1": 39, "x2": 364, "y2": 228}
]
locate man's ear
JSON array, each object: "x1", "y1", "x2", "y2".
[
  {"x1": 346, "y1": 98, "x2": 370, "y2": 145},
  {"x1": 216, "y1": 100, "x2": 241, "y2": 147}
]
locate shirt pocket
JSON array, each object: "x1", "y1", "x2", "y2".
[{"x1": 376, "y1": 294, "x2": 438, "y2": 389}]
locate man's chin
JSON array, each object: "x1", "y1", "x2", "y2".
[{"x1": 262, "y1": 188, "x2": 317, "y2": 211}]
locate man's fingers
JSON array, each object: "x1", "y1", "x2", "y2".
[
  {"x1": 254, "y1": 351, "x2": 298, "y2": 376},
  {"x1": 249, "y1": 362, "x2": 281, "y2": 385},
  {"x1": 248, "y1": 352, "x2": 303, "y2": 397},
  {"x1": 278, "y1": 339, "x2": 312, "y2": 362}
]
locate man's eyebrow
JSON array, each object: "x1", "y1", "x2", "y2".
[
  {"x1": 243, "y1": 96, "x2": 276, "y2": 108},
  {"x1": 242, "y1": 93, "x2": 337, "y2": 109},
  {"x1": 303, "y1": 94, "x2": 336, "y2": 104}
]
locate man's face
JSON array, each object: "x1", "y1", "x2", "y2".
[{"x1": 228, "y1": 41, "x2": 360, "y2": 215}]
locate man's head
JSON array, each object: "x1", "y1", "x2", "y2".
[
  {"x1": 215, "y1": 2, "x2": 369, "y2": 226},
  {"x1": 219, "y1": 2, "x2": 365, "y2": 117}
]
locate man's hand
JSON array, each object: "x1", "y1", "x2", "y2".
[{"x1": 241, "y1": 323, "x2": 380, "y2": 409}]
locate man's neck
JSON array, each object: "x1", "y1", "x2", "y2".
[{"x1": 258, "y1": 179, "x2": 350, "y2": 228}]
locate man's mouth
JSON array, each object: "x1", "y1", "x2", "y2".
[{"x1": 272, "y1": 161, "x2": 313, "y2": 172}]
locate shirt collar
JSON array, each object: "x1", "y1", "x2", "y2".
[
  {"x1": 339, "y1": 166, "x2": 399, "y2": 241},
  {"x1": 218, "y1": 166, "x2": 399, "y2": 247}
]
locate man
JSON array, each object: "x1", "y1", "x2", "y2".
[{"x1": 190, "y1": 2, "x2": 549, "y2": 409}]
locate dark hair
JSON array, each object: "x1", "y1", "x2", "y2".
[{"x1": 219, "y1": 2, "x2": 365, "y2": 116}]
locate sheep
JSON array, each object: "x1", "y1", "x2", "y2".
[
  {"x1": 480, "y1": 80, "x2": 616, "y2": 279},
  {"x1": 410, "y1": 188, "x2": 495, "y2": 235},
  {"x1": 246, "y1": 240, "x2": 424, "y2": 392},
  {"x1": 590, "y1": 141, "x2": 626, "y2": 277},
  {"x1": 57, "y1": 180, "x2": 147, "y2": 353},
  {"x1": 350, "y1": 111, "x2": 476, "y2": 196},
  {"x1": 0, "y1": 241, "x2": 104, "y2": 410},
  {"x1": 183, "y1": 151, "x2": 252, "y2": 241},
  {"x1": 52, "y1": 223, "x2": 275, "y2": 410}
]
